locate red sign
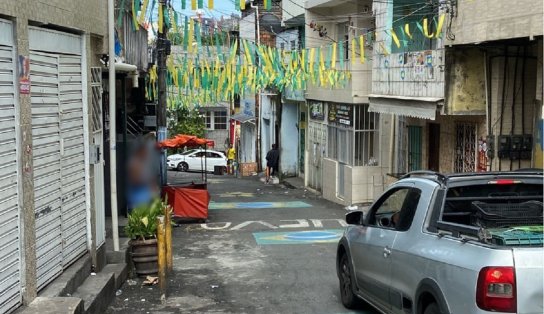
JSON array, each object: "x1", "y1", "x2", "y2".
[{"x1": 19, "y1": 55, "x2": 30, "y2": 94}]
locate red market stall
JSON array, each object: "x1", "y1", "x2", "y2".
[{"x1": 158, "y1": 134, "x2": 212, "y2": 221}]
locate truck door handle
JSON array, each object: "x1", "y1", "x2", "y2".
[{"x1": 383, "y1": 247, "x2": 392, "y2": 258}]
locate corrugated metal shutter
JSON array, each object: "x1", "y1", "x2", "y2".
[
  {"x1": 59, "y1": 55, "x2": 87, "y2": 266},
  {"x1": 0, "y1": 18, "x2": 22, "y2": 313},
  {"x1": 30, "y1": 27, "x2": 88, "y2": 289},
  {"x1": 30, "y1": 51, "x2": 63, "y2": 290}
]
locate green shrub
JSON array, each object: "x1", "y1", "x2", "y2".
[{"x1": 125, "y1": 198, "x2": 168, "y2": 240}]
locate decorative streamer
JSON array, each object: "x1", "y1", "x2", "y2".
[
  {"x1": 351, "y1": 39, "x2": 356, "y2": 65},
  {"x1": 191, "y1": 0, "x2": 197, "y2": 10},
  {"x1": 240, "y1": 0, "x2": 245, "y2": 10},
  {"x1": 331, "y1": 43, "x2": 337, "y2": 69},
  {"x1": 264, "y1": 0, "x2": 271, "y2": 10},
  {"x1": 390, "y1": 29, "x2": 401, "y2": 48},
  {"x1": 182, "y1": 0, "x2": 186, "y2": 9},
  {"x1": 157, "y1": 2, "x2": 163, "y2": 33},
  {"x1": 435, "y1": 14, "x2": 445, "y2": 38},
  {"x1": 117, "y1": 0, "x2": 127, "y2": 28},
  {"x1": 423, "y1": 18, "x2": 434, "y2": 38},
  {"x1": 137, "y1": 0, "x2": 150, "y2": 26},
  {"x1": 235, "y1": 0, "x2": 240, "y2": 10},
  {"x1": 404, "y1": 23, "x2": 413, "y2": 39},
  {"x1": 359, "y1": 35, "x2": 365, "y2": 64},
  {"x1": 132, "y1": 0, "x2": 140, "y2": 30},
  {"x1": 198, "y1": 0, "x2": 203, "y2": 9},
  {"x1": 208, "y1": 0, "x2": 214, "y2": 9}
]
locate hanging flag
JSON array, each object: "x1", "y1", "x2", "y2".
[
  {"x1": 191, "y1": 0, "x2": 197, "y2": 10},
  {"x1": 188, "y1": 19, "x2": 194, "y2": 53},
  {"x1": 435, "y1": 14, "x2": 446, "y2": 38},
  {"x1": 404, "y1": 23, "x2": 413, "y2": 39},
  {"x1": 137, "y1": 0, "x2": 150, "y2": 26},
  {"x1": 183, "y1": 16, "x2": 189, "y2": 50},
  {"x1": 198, "y1": 0, "x2": 203, "y2": 9},
  {"x1": 331, "y1": 43, "x2": 337, "y2": 69},
  {"x1": 117, "y1": 0, "x2": 127, "y2": 28},
  {"x1": 182, "y1": 0, "x2": 186, "y2": 9},
  {"x1": 235, "y1": 0, "x2": 240, "y2": 10},
  {"x1": 351, "y1": 39, "x2": 356, "y2": 65},
  {"x1": 157, "y1": 2, "x2": 163, "y2": 33},
  {"x1": 208, "y1": 0, "x2": 214, "y2": 10},
  {"x1": 359, "y1": 35, "x2": 365, "y2": 64},
  {"x1": 132, "y1": 0, "x2": 140, "y2": 30},
  {"x1": 390, "y1": 29, "x2": 401, "y2": 48},
  {"x1": 240, "y1": 0, "x2": 245, "y2": 10},
  {"x1": 338, "y1": 41, "x2": 344, "y2": 69},
  {"x1": 423, "y1": 18, "x2": 434, "y2": 38}
]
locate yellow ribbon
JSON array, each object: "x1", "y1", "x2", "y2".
[
  {"x1": 435, "y1": 14, "x2": 445, "y2": 38},
  {"x1": 359, "y1": 35, "x2": 365, "y2": 64},
  {"x1": 423, "y1": 18, "x2": 434, "y2": 38}
]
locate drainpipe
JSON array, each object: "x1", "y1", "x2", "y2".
[
  {"x1": 251, "y1": 1, "x2": 262, "y2": 171},
  {"x1": 108, "y1": 0, "x2": 119, "y2": 251}
]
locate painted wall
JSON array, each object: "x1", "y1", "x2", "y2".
[
  {"x1": 445, "y1": 48, "x2": 486, "y2": 114},
  {"x1": 280, "y1": 103, "x2": 299, "y2": 177},
  {"x1": 448, "y1": 0, "x2": 543, "y2": 46},
  {"x1": 260, "y1": 95, "x2": 276, "y2": 171},
  {"x1": 240, "y1": 123, "x2": 256, "y2": 163}
]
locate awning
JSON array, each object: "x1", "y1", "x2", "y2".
[
  {"x1": 231, "y1": 113, "x2": 255, "y2": 123},
  {"x1": 368, "y1": 94, "x2": 443, "y2": 120}
]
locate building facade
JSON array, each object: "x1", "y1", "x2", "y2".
[
  {"x1": 0, "y1": 1, "x2": 107, "y2": 312},
  {"x1": 305, "y1": 0, "x2": 392, "y2": 205}
]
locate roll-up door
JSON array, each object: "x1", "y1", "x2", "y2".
[
  {"x1": 0, "y1": 19, "x2": 22, "y2": 314},
  {"x1": 30, "y1": 51, "x2": 63, "y2": 289},
  {"x1": 30, "y1": 27, "x2": 88, "y2": 290}
]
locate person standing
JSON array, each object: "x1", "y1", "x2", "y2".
[
  {"x1": 265, "y1": 144, "x2": 279, "y2": 184},
  {"x1": 226, "y1": 144, "x2": 236, "y2": 175}
]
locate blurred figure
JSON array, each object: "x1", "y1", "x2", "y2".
[
  {"x1": 265, "y1": 144, "x2": 279, "y2": 184},
  {"x1": 127, "y1": 133, "x2": 159, "y2": 212},
  {"x1": 226, "y1": 144, "x2": 236, "y2": 175}
]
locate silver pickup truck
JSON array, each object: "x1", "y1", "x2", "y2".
[{"x1": 337, "y1": 171, "x2": 543, "y2": 314}]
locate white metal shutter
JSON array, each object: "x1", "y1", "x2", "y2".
[
  {"x1": 0, "y1": 18, "x2": 22, "y2": 313},
  {"x1": 30, "y1": 51, "x2": 63, "y2": 290},
  {"x1": 59, "y1": 54, "x2": 87, "y2": 266}
]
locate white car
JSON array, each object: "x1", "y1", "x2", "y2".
[{"x1": 167, "y1": 149, "x2": 227, "y2": 172}]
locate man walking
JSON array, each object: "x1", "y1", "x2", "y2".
[{"x1": 265, "y1": 144, "x2": 279, "y2": 184}]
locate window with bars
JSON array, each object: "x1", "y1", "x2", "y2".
[
  {"x1": 327, "y1": 104, "x2": 379, "y2": 166},
  {"x1": 205, "y1": 111, "x2": 212, "y2": 129},
  {"x1": 354, "y1": 105, "x2": 380, "y2": 166}
]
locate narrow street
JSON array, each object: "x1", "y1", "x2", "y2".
[{"x1": 107, "y1": 172, "x2": 378, "y2": 314}]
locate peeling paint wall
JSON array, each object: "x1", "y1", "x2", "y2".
[{"x1": 445, "y1": 48, "x2": 486, "y2": 114}]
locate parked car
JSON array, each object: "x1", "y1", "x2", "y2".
[
  {"x1": 167, "y1": 149, "x2": 227, "y2": 172},
  {"x1": 337, "y1": 171, "x2": 543, "y2": 314}
]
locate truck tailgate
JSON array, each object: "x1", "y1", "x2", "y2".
[{"x1": 513, "y1": 248, "x2": 543, "y2": 314}]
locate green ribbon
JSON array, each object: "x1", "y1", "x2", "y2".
[
  {"x1": 116, "y1": 0, "x2": 126, "y2": 28},
  {"x1": 182, "y1": 0, "x2": 186, "y2": 10},
  {"x1": 183, "y1": 16, "x2": 189, "y2": 50}
]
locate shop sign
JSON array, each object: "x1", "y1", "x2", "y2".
[
  {"x1": 310, "y1": 102, "x2": 324, "y2": 120},
  {"x1": 328, "y1": 104, "x2": 352, "y2": 126}
]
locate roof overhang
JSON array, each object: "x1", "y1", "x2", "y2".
[
  {"x1": 231, "y1": 113, "x2": 255, "y2": 123},
  {"x1": 368, "y1": 94, "x2": 444, "y2": 120}
]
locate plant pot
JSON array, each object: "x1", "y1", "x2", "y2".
[{"x1": 130, "y1": 238, "x2": 158, "y2": 277}]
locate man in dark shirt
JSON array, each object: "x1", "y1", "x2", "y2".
[{"x1": 265, "y1": 144, "x2": 279, "y2": 184}]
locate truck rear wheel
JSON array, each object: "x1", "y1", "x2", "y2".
[{"x1": 423, "y1": 302, "x2": 440, "y2": 314}]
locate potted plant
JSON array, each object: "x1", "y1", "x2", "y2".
[{"x1": 125, "y1": 198, "x2": 164, "y2": 276}]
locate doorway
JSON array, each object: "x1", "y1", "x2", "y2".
[{"x1": 428, "y1": 123, "x2": 440, "y2": 171}]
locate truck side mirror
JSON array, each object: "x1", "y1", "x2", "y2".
[{"x1": 345, "y1": 211, "x2": 364, "y2": 225}]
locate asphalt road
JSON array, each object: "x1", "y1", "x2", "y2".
[{"x1": 107, "y1": 171, "x2": 378, "y2": 314}]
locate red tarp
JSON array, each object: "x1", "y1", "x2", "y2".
[
  {"x1": 163, "y1": 184, "x2": 209, "y2": 220},
  {"x1": 158, "y1": 134, "x2": 211, "y2": 149}
]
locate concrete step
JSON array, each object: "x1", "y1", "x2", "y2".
[
  {"x1": 102, "y1": 263, "x2": 128, "y2": 290},
  {"x1": 39, "y1": 254, "x2": 92, "y2": 298},
  {"x1": 18, "y1": 297, "x2": 84, "y2": 314},
  {"x1": 72, "y1": 271, "x2": 115, "y2": 314}
]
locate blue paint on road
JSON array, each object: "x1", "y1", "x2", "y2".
[
  {"x1": 209, "y1": 201, "x2": 312, "y2": 210},
  {"x1": 253, "y1": 229, "x2": 343, "y2": 245}
]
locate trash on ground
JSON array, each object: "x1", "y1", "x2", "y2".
[
  {"x1": 127, "y1": 279, "x2": 138, "y2": 286},
  {"x1": 116, "y1": 289, "x2": 123, "y2": 296},
  {"x1": 142, "y1": 276, "x2": 159, "y2": 286}
]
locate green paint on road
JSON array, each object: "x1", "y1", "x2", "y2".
[{"x1": 209, "y1": 201, "x2": 312, "y2": 210}]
